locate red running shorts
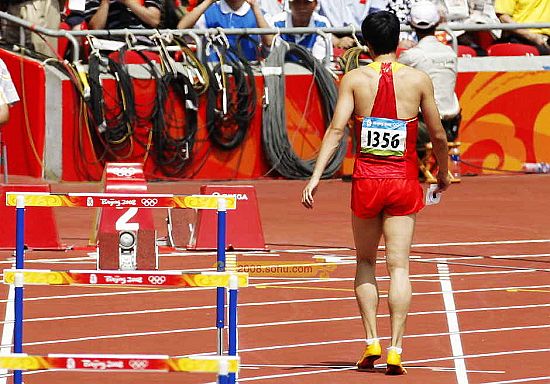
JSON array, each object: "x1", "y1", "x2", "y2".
[{"x1": 351, "y1": 178, "x2": 425, "y2": 219}]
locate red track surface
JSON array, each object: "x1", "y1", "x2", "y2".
[{"x1": 0, "y1": 174, "x2": 549, "y2": 384}]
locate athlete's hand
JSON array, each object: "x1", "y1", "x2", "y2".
[
  {"x1": 436, "y1": 170, "x2": 451, "y2": 193},
  {"x1": 302, "y1": 178, "x2": 319, "y2": 209}
]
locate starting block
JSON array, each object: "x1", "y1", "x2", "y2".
[
  {"x1": 95, "y1": 163, "x2": 157, "y2": 271},
  {"x1": 0, "y1": 184, "x2": 63, "y2": 250},
  {"x1": 175, "y1": 185, "x2": 266, "y2": 250}
]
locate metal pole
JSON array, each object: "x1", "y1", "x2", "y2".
[
  {"x1": 0, "y1": 129, "x2": 7, "y2": 184},
  {"x1": 14, "y1": 195, "x2": 25, "y2": 384},
  {"x1": 216, "y1": 198, "x2": 227, "y2": 355},
  {"x1": 228, "y1": 274, "x2": 239, "y2": 384}
]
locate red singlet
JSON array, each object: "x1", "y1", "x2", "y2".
[{"x1": 351, "y1": 62, "x2": 424, "y2": 218}]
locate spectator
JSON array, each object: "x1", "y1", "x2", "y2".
[
  {"x1": 85, "y1": 0, "x2": 162, "y2": 36},
  {"x1": 398, "y1": 1, "x2": 461, "y2": 157},
  {"x1": 385, "y1": 0, "x2": 417, "y2": 48},
  {"x1": 177, "y1": 0, "x2": 273, "y2": 61},
  {"x1": 317, "y1": 0, "x2": 370, "y2": 50},
  {"x1": 495, "y1": 0, "x2": 550, "y2": 55},
  {"x1": 0, "y1": 58, "x2": 19, "y2": 126},
  {"x1": 1, "y1": 0, "x2": 62, "y2": 57},
  {"x1": 260, "y1": 0, "x2": 284, "y2": 17},
  {"x1": 268, "y1": 0, "x2": 333, "y2": 62},
  {"x1": 442, "y1": 0, "x2": 500, "y2": 55}
]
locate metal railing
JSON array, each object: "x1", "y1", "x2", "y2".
[{"x1": 1, "y1": 11, "x2": 549, "y2": 62}]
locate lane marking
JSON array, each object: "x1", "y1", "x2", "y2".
[
  {"x1": 3, "y1": 297, "x2": 549, "y2": 326},
  {"x1": 483, "y1": 376, "x2": 550, "y2": 383},
  {"x1": 408, "y1": 239, "x2": 550, "y2": 249},
  {"x1": 256, "y1": 286, "x2": 355, "y2": 292},
  {"x1": 437, "y1": 260, "x2": 468, "y2": 384},
  {"x1": 201, "y1": 348, "x2": 550, "y2": 383},
  {"x1": 507, "y1": 289, "x2": 550, "y2": 293}
]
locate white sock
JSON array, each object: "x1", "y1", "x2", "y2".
[
  {"x1": 388, "y1": 346, "x2": 403, "y2": 354},
  {"x1": 366, "y1": 338, "x2": 379, "y2": 345}
]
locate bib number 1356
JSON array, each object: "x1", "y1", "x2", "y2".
[{"x1": 360, "y1": 117, "x2": 407, "y2": 156}]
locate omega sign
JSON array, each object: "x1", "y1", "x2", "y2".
[{"x1": 211, "y1": 192, "x2": 248, "y2": 201}]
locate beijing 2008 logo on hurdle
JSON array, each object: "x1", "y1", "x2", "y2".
[
  {"x1": 141, "y1": 198, "x2": 159, "y2": 207},
  {"x1": 129, "y1": 360, "x2": 149, "y2": 370},
  {"x1": 148, "y1": 275, "x2": 167, "y2": 285}
]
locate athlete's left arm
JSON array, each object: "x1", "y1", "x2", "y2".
[
  {"x1": 302, "y1": 72, "x2": 355, "y2": 208},
  {"x1": 120, "y1": 0, "x2": 161, "y2": 28}
]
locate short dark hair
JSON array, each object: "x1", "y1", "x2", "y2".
[{"x1": 361, "y1": 11, "x2": 400, "y2": 55}]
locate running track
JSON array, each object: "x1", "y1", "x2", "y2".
[{"x1": 0, "y1": 174, "x2": 549, "y2": 384}]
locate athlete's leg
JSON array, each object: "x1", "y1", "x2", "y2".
[
  {"x1": 352, "y1": 213, "x2": 383, "y2": 341},
  {"x1": 382, "y1": 213, "x2": 416, "y2": 349}
]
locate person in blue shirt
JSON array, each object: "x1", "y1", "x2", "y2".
[
  {"x1": 267, "y1": 0, "x2": 333, "y2": 62},
  {"x1": 177, "y1": 0, "x2": 273, "y2": 61}
]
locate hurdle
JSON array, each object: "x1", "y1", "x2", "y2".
[{"x1": 3, "y1": 192, "x2": 243, "y2": 384}]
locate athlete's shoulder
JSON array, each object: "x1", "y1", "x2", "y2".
[{"x1": 397, "y1": 64, "x2": 431, "y2": 84}]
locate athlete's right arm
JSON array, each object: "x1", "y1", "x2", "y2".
[
  {"x1": 419, "y1": 72, "x2": 451, "y2": 192},
  {"x1": 302, "y1": 72, "x2": 356, "y2": 209}
]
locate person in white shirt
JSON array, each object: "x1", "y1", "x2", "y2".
[
  {"x1": 0, "y1": 59, "x2": 19, "y2": 126},
  {"x1": 268, "y1": 0, "x2": 333, "y2": 62},
  {"x1": 398, "y1": 1, "x2": 461, "y2": 157},
  {"x1": 317, "y1": 0, "x2": 370, "y2": 49}
]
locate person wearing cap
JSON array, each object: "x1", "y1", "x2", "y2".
[
  {"x1": 495, "y1": 0, "x2": 550, "y2": 55},
  {"x1": 267, "y1": 0, "x2": 333, "y2": 62},
  {"x1": 398, "y1": 0, "x2": 461, "y2": 162},
  {"x1": 177, "y1": 0, "x2": 273, "y2": 61}
]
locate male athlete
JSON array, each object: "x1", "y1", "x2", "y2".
[{"x1": 302, "y1": 11, "x2": 450, "y2": 375}]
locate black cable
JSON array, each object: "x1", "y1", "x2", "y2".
[
  {"x1": 205, "y1": 42, "x2": 257, "y2": 150},
  {"x1": 262, "y1": 42, "x2": 347, "y2": 179}
]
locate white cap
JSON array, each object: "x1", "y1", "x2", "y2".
[{"x1": 410, "y1": 1, "x2": 440, "y2": 29}]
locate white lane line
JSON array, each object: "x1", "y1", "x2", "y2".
[
  {"x1": 437, "y1": 260, "x2": 468, "y2": 384},
  {"x1": 483, "y1": 376, "x2": 550, "y2": 384},
  {"x1": 408, "y1": 239, "x2": 550, "y2": 248},
  {"x1": 240, "y1": 363, "x2": 504, "y2": 374},
  {"x1": 5, "y1": 294, "x2": 550, "y2": 326},
  {"x1": 0, "y1": 283, "x2": 15, "y2": 384},
  {"x1": 200, "y1": 348, "x2": 550, "y2": 383},
  {"x1": 11, "y1": 316, "x2": 549, "y2": 350}
]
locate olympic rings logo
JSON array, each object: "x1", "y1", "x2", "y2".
[
  {"x1": 141, "y1": 198, "x2": 159, "y2": 207},
  {"x1": 129, "y1": 360, "x2": 149, "y2": 370},
  {"x1": 110, "y1": 167, "x2": 139, "y2": 177},
  {"x1": 148, "y1": 275, "x2": 167, "y2": 285}
]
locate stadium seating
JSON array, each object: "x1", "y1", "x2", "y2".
[
  {"x1": 457, "y1": 45, "x2": 477, "y2": 57},
  {"x1": 487, "y1": 43, "x2": 540, "y2": 56}
]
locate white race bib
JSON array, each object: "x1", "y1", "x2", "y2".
[{"x1": 360, "y1": 117, "x2": 407, "y2": 156}]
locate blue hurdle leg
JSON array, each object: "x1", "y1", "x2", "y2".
[
  {"x1": 228, "y1": 275, "x2": 239, "y2": 384},
  {"x1": 217, "y1": 198, "x2": 227, "y2": 355},
  {"x1": 14, "y1": 196, "x2": 25, "y2": 384}
]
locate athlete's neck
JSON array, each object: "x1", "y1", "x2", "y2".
[{"x1": 372, "y1": 53, "x2": 397, "y2": 63}]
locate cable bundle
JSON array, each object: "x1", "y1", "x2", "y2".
[
  {"x1": 262, "y1": 42, "x2": 347, "y2": 179},
  {"x1": 205, "y1": 41, "x2": 257, "y2": 150}
]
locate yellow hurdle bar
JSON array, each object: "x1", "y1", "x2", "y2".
[
  {"x1": 4, "y1": 193, "x2": 237, "y2": 210},
  {"x1": 0, "y1": 354, "x2": 239, "y2": 373},
  {"x1": 2, "y1": 270, "x2": 248, "y2": 288}
]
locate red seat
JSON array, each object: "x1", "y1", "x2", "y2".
[
  {"x1": 457, "y1": 45, "x2": 477, "y2": 57},
  {"x1": 487, "y1": 43, "x2": 539, "y2": 56}
]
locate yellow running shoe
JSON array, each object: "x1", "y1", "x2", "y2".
[
  {"x1": 356, "y1": 341, "x2": 382, "y2": 371},
  {"x1": 386, "y1": 348, "x2": 407, "y2": 375}
]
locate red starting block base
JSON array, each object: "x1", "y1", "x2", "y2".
[
  {"x1": 186, "y1": 185, "x2": 267, "y2": 250},
  {"x1": 0, "y1": 184, "x2": 63, "y2": 250},
  {"x1": 95, "y1": 163, "x2": 157, "y2": 270}
]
